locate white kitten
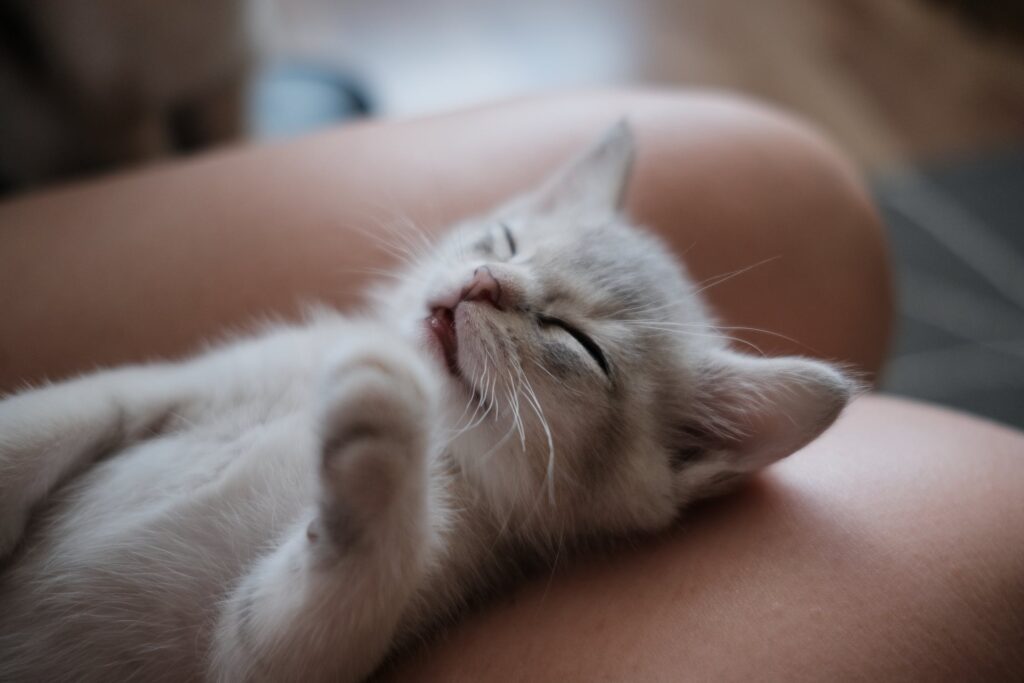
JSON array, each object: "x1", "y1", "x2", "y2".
[{"x1": 0, "y1": 123, "x2": 851, "y2": 682}]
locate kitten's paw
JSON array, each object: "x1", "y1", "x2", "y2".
[{"x1": 313, "y1": 335, "x2": 439, "y2": 549}]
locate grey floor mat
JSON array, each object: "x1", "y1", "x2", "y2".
[{"x1": 873, "y1": 148, "x2": 1024, "y2": 429}]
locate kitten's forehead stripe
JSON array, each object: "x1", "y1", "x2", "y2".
[{"x1": 537, "y1": 225, "x2": 681, "y2": 324}]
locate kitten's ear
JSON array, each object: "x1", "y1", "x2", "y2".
[
  {"x1": 522, "y1": 119, "x2": 635, "y2": 217},
  {"x1": 685, "y1": 350, "x2": 853, "y2": 472}
]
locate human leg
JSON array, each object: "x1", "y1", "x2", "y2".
[
  {"x1": 382, "y1": 395, "x2": 1024, "y2": 682},
  {"x1": 0, "y1": 89, "x2": 890, "y2": 393},
  {"x1": 4, "y1": 89, "x2": 1013, "y2": 680}
]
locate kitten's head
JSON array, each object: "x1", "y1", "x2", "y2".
[{"x1": 377, "y1": 122, "x2": 851, "y2": 537}]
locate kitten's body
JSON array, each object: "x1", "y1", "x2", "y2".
[
  {"x1": 0, "y1": 125, "x2": 851, "y2": 681},
  {"x1": 0, "y1": 321, "x2": 503, "y2": 680}
]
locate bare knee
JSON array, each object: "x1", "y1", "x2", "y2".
[
  {"x1": 381, "y1": 396, "x2": 1024, "y2": 682},
  {"x1": 773, "y1": 396, "x2": 1024, "y2": 679}
]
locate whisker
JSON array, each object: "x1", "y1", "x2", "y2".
[
  {"x1": 691, "y1": 256, "x2": 781, "y2": 297},
  {"x1": 505, "y1": 369, "x2": 526, "y2": 450},
  {"x1": 622, "y1": 323, "x2": 770, "y2": 356},
  {"x1": 627, "y1": 320, "x2": 806, "y2": 350},
  {"x1": 539, "y1": 523, "x2": 566, "y2": 605},
  {"x1": 477, "y1": 421, "x2": 517, "y2": 463},
  {"x1": 518, "y1": 369, "x2": 556, "y2": 506}
]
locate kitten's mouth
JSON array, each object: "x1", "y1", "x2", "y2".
[
  {"x1": 426, "y1": 306, "x2": 460, "y2": 377},
  {"x1": 425, "y1": 305, "x2": 489, "y2": 408}
]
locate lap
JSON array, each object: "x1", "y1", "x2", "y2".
[
  {"x1": 382, "y1": 394, "x2": 1024, "y2": 682},
  {"x1": 2, "y1": 88, "x2": 1017, "y2": 680}
]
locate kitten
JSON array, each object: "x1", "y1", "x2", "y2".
[{"x1": 0, "y1": 122, "x2": 852, "y2": 682}]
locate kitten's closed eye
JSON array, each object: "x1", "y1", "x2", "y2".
[
  {"x1": 501, "y1": 223, "x2": 517, "y2": 257},
  {"x1": 471, "y1": 224, "x2": 516, "y2": 260},
  {"x1": 537, "y1": 315, "x2": 610, "y2": 376}
]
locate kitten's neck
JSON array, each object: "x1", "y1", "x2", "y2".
[{"x1": 395, "y1": 450, "x2": 552, "y2": 646}]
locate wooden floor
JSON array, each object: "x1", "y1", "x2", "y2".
[{"x1": 273, "y1": 0, "x2": 1024, "y2": 169}]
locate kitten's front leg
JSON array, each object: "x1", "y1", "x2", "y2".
[{"x1": 212, "y1": 334, "x2": 443, "y2": 683}]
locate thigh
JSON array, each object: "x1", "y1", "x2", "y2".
[
  {"x1": 0, "y1": 89, "x2": 889, "y2": 392},
  {"x1": 382, "y1": 395, "x2": 1024, "y2": 682}
]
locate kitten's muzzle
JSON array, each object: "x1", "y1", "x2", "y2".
[
  {"x1": 424, "y1": 265, "x2": 504, "y2": 380},
  {"x1": 427, "y1": 266, "x2": 505, "y2": 313}
]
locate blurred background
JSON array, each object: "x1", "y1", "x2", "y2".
[{"x1": 2, "y1": 0, "x2": 1022, "y2": 427}]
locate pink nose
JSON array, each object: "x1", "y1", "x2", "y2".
[{"x1": 462, "y1": 266, "x2": 503, "y2": 309}]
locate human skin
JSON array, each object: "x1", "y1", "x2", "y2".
[
  {"x1": 0, "y1": 90, "x2": 1021, "y2": 680},
  {"x1": 0, "y1": 90, "x2": 888, "y2": 391},
  {"x1": 382, "y1": 395, "x2": 1024, "y2": 682}
]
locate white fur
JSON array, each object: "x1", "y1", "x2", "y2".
[{"x1": 0, "y1": 123, "x2": 852, "y2": 681}]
